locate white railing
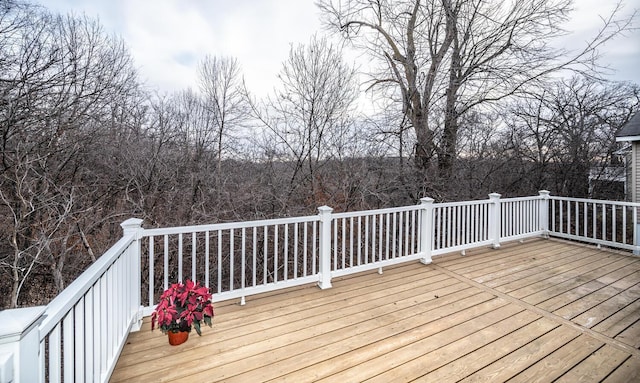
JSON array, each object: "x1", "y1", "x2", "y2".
[
  {"x1": 141, "y1": 215, "x2": 321, "y2": 309},
  {"x1": 330, "y1": 204, "x2": 425, "y2": 277},
  {"x1": 549, "y1": 196, "x2": 640, "y2": 251},
  {"x1": 432, "y1": 198, "x2": 493, "y2": 255},
  {"x1": 501, "y1": 195, "x2": 545, "y2": 241},
  {"x1": 0, "y1": 219, "x2": 144, "y2": 383},
  {"x1": 3, "y1": 191, "x2": 640, "y2": 382}
]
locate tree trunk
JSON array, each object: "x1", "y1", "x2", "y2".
[
  {"x1": 413, "y1": 112, "x2": 436, "y2": 170},
  {"x1": 52, "y1": 262, "x2": 65, "y2": 294},
  {"x1": 11, "y1": 260, "x2": 19, "y2": 308},
  {"x1": 439, "y1": 83, "x2": 460, "y2": 179}
]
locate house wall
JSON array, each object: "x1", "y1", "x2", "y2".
[
  {"x1": 625, "y1": 151, "x2": 632, "y2": 201},
  {"x1": 629, "y1": 141, "x2": 640, "y2": 202}
]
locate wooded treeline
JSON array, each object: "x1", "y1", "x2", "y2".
[{"x1": 1, "y1": 0, "x2": 638, "y2": 308}]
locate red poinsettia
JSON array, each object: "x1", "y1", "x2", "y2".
[{"x1": 151, "y1": 280, "x2": 215, "y2": 335}]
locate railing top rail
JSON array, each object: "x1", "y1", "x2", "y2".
[
  {"x1": 332, "y1": 204, "x2": 422, "y2": 219},
  {"x1": 501, "y1": 196, "x2": 543, "y2": 203},
  {"x1": 549, "y1": 195, "x2": 640, "y2": 207},
  {"x1": 39, "y1": 234, "x2": 136, "y2": 337},
  {"x1": 434, "y1": 199, "x2": 492, "y2": 208},
  {"x1": 143, "y1": 215, "x2": 320, "y2": 237}
]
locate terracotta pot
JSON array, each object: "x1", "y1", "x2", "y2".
[{"x1": 168, "y1": 331, "x2": 189, "y2": 346}]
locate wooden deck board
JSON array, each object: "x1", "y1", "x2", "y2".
[
  {"x1": 554, "y1": 344, "x2": 631, "y2": 382},
  {"x1": 615, "y1": 318, "x2": 640, "y2": 348},
  {"x1": 506, "y1": 254, "x2": 626, "y2": 299},
  {"x1": 592, "y1": 298, "x2": 640, "y2": 338},
  {"x1": 176, "y1": 286, "x2": 487, "y2": 383},
  {"x1": 507, "y1": 334, "x2": 604, "y2": 382},
  {"x1": 238, "y1": 294, "x2": 509, "y2": 383},
  {"x1": 601, "y1": 356, "x2": 640, "y2": 382},
  {"x1": 114, "y1": 272, "x2": 464, "y2": 380},
  {"x1": 553, "y1": 285, "x2": 631, "y2": 320},
  {"x1": 111, "y1": 239, "x2": 640, "y2": 382},
  {"x1": 187, "y1": 286, "x2": 480, "y2": 383},
  {"x1": 312, "y1": 304, "x2": 525, "y2": 383},
  {"x1": 410, "y1": 318, "x2": 560, "y2": 382},
  {"x1": 458, "y1": 325, "x2": 580, "y2": 382},
  {"x1": 443, "y1": 241, "x2": 555, "y2": 276},
  {"x1": 488, "y1": 249, "x2": 604, "y2": 293},
  {"x1": 572, "y1": 283, "x2": 640, "y2": 328},
  {"x1": 362, "y1": 310, "x2": 541, "y2": 383},
  {"x1": 472, "y1": 246, "x2": 589, "y2": 286},
  {"x1": 119, "y1": 266, "x2": 444, "y2": 356},
  {"x1": 521, "y1": 256, "x2": 638, "y2": 304}
]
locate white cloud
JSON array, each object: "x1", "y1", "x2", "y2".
[
  {"x1": 210, "y1": 1, "x2": 323, "y2": 96},
  {"x1": 120, "y1": 0, "x2": 321, "y2": 96},
  {"x1": 40, "y1": 0, "x2": 322, "y2": 95},
  {"x1": 35, "y1": 0, "x2": 640, "y2": 93},
  {"x1": 117, "y1": 1, "x2": 215, "y2": 92}
]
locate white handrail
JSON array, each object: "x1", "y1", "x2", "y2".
[
  {"x1": 550, "y1": 195, "x2": 640, "y2": 207},
  {"x1": 38, "y1": 234, "x2": 136, "y2": 336},
  {"x1": 143, "y1": 215, "x2": 319, "y2": 236},
  {"x1": 332, "y1": 204, "x2": 421, "y2": 219}
]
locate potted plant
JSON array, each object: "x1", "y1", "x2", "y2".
[{"x1": 151, "y1": 279, "x2": 215, "y2": 345}]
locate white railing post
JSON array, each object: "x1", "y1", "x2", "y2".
[
  {"x1": 317, "y1": 206, "x2": 333, "y2": 289},
  {"x1": 121, "y1": 218, "x2": 144, "y2": 332},
  {"x1": 419, "y1": 197, "x2": 435, "y2": 264},
  {"x1": 488, "y1": 193, "x2": 502, "y2": 249},
  {"x1": 0, "y1": 306, "x2": 45, "y2": 383},
  {"x1": 539, "y1": 190, "x2": 550, "y2": 238},
  {"x1": 634, "y1": 205, "x2": 640, "y2": 256}
]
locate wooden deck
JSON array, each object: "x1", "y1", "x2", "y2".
[{"x1": 111, "y1": 239, "x2": 640, "y2": 382}]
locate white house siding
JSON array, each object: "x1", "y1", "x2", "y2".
[{"x1": 635, "y1": 142, "x2": 640, "y2": 203}]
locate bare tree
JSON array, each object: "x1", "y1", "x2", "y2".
[
  {"x1": 0, "y1": 3, "x2": 139, "y2": 306},
  {"x1": 254, "y1": 35, "x2": 359, "y2": 208},
  {"x1": 318, "y1": 0, "x2": 635, "y2": 180},
  {"x1": 198, "y1": 55, "x2": 249, "y2": 192},
  {"x1": 501, "y1": 76, "x2": 639, "y2": 197}
]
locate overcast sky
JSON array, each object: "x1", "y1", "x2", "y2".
[{"x1": 38, "y1": 0, "x2": 640, "y2": 97}]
